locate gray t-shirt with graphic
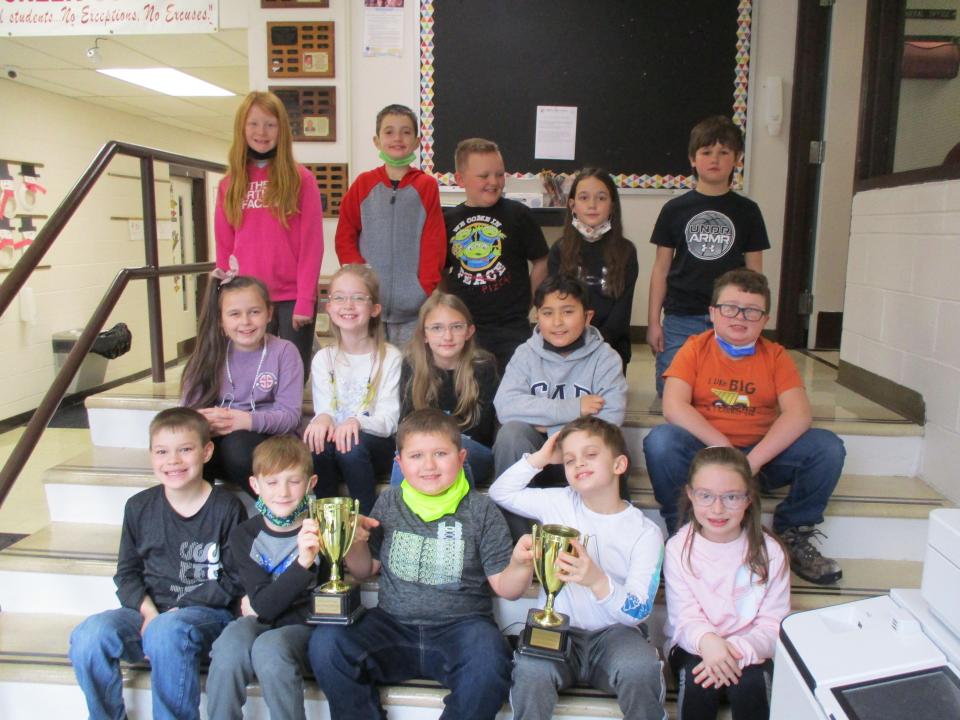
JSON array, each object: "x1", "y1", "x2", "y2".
[{"x1": 369, "y1": 487, "x2": 513, "y2": 624}]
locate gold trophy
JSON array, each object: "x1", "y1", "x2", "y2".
[
  {"x1": 518, "y1": 524, "x2": 588, "y2": 661},
  {"x1": 306, "y1": 496, "x2": 364, "y2": 625}
]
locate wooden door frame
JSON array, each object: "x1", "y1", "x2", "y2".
[{"x1": 776, "y1": 0, "x2": 833, "y2": 348}]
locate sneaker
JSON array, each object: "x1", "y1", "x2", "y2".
[{"x1": 781, "y1": 526, "x2": 843, "y2": 585}]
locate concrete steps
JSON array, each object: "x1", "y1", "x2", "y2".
[
  {"x1": 41, "y1": 445, "x2": 950, "y2": 561},
  {"x1": 0, "y1": 349, "x2": 945, "y2": 718}
]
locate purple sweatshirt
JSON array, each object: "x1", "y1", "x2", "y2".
[{"x1": 183, "y1": 334, "x2": 304, "y2": 435}]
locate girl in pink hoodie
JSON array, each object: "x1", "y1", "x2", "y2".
[{"x1": 664, "y1": 446, "x2": 790, "y2": 720}]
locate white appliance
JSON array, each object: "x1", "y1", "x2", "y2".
[{"x1": 770, "y1": 509, "x2": 960, "y2": 719}]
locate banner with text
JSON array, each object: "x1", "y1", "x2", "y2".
[{"x1": 0, "y1": 1, "x2": 217, "y2": 37}]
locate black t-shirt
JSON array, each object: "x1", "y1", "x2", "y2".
[
  {"x1": 114, "y1": 485, "x2": 245, "y2": 613},
  {"x1": 443, "y1": 198, "x2": 548, "y2": 327},
  {"x1": 547, "y1": 233, "x2": 639, "y2": 362},
  {"x1": 228, "y1": 516, "x2": 329, "y2": 627},
  {"x1": 650, "y1": 190, "x2": 770, "y2": 316}
]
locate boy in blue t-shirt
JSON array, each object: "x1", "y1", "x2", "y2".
[{"x1": 647, "y1": 115, "x2": 770, "y2": 395}]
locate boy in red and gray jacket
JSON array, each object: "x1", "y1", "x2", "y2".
[{"x1": 335, "y1": 103, "x2": 446, "y2": 347}]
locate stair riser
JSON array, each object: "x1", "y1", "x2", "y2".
[
  {"x1": 90, "y1": 407, "x2": 924, "y2": 479},
  {"x1": 623, "y1": 428, "x2": 922, "y2": 478},
  {"x1": 0, "y1": 571, "x2": 117, "y2": 615},
  {"x1": 638, "y1": 510, "x2": 930, "y2": 562},
  {"x1": 0, "y1": 680, "x2": 624, "y2": 720},
  {"x1": 88, "y1": 407, "x2": 163, "y2": 449},
  {"x1": 45, "y1": 483, "x2": 144, "y2": 525}
]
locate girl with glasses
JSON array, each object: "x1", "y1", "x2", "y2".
[
  {"x1": 664, "y1": 446, "x2": 790, "y2": 720},
  {"x1": 304, "y1": 264, "x2": 401, "y2": 514},
  {"x1": 389, "y1": 291, "x2": 499, "y2": 486}
]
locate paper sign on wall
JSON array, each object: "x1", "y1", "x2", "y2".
[
  {"x1": 0, "y1": 1, "x2": 217, "y2": 37},
  {"x1": 534, "y1": 106, "x2": 578, "y2": 161}
]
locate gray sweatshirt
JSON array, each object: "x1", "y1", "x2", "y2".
[{"x1": 494, "y1": 325, "x2": 627, "y2": 435}]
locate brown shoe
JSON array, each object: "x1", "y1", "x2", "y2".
[{"x1": 781, "y1": 526, "x2": 843, "y2": 585}]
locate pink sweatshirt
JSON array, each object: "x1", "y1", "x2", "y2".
[
  {"x1": 215, "y1": 163, "x2": 324, "y2": 318},
  {"x1": 664, "y1": 523, "x2": 790, "y2": 668}
]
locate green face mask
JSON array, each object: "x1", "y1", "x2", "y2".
[
  {"x1": 400, "y1": 468, "x2": 470, "y2": 522},
  {"x1": 379, "y1": 149, "x2": 417, "y2": 168}
]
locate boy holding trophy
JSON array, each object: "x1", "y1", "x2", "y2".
[
  {"x1": 489, "y1": 416, "x2": 667, "y2": 720},
  {"x1": 206, "y1": 436, "x2": 326, "y2": 720},
  {"x1": 309, "y1": 409, "x2": 534, "y2": 720}
]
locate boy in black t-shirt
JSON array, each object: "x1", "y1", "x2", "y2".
[
  {"x1": 69, "y1": 408, "x2": 244, "y2": 720},
  {"x1": 443, "y1": 138, "x2": 549, "y2": 373},
  {"x1": 647, "y1": 116, "x2": 770, "y2": 395}
]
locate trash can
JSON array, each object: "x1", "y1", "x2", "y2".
[{"x1": 52, "y1": 329, "x2": 109, "y2": 394}]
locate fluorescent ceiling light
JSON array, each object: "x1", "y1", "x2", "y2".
[{"x1": 96, "y1": 68, "x2": 234, "y2": 97}]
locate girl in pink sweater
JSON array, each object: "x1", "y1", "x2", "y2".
[
  {"x1": 664, "y1": 446, "x2": 790, "y2": 720},
  {"x1": 215, "y1": 91, "x2": 324, "y2": 376}
]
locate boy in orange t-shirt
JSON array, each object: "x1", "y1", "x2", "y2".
[{"x1": 643, "y1": 269, "x2": 844, "y2": 585}]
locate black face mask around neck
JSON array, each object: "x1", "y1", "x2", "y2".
[
  {"x1": 247, "y1": 146, "x2": 278, "y2": 161},
  {"x1": 542, "y1": 332, "x2": 587, "y2": 355}
]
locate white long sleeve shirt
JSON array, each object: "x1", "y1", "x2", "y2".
[
  {"x1": 664, "y1": 523, "x2": 790, "y2": 668},
  {"x1": 489, "y1": 455, "x2": 664, "y2": 632},
  {"x1": 310, "y1": 344, "x2": 402, "y2": 437}
]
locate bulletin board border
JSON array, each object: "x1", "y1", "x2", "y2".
[{"x1": 417, "y1": 0, "x2": 753, "y2": 190}]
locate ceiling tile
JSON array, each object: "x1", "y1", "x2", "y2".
[
  {"x1": 4, "y1": 73, "x2": 91, "y2": 97},
  {"x1": 0, "y1": 40, "x2": 82, "y2": 70},
  {"x1": 11, "y1": 36, "x2": 158, "y2": 69},
  {"x1": 184, "y1": 66, "x2": 248, "y2": 94},
  {"x1": 120, "y1": 34, "x2": 246, "y2": 67}
]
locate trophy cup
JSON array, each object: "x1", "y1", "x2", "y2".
[
  {"x1": 306, "y1": 496, "x2": 364, "y2": 625},
  {"x1": 518, "y1": 523, "x2": 588, "y2": 661}
]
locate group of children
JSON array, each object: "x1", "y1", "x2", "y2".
[
  {"x1": 66, "y1": 92, "x2": 847, "y2": 719},
  {"x1": 69, "y1": 404, "x2": 789, "y2": 720}
]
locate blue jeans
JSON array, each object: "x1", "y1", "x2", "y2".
[
  {"x1": 309, "y1": 607, "x2": 512, "y2": 720},
  {"x1": 655, "y1": 313, "x2": 712, "y2": 395},
  {"x1": 68, "y1": 605, "x2": 233, "y2": 720},
  {"x1": 312, "y1": 431, "x2": 395, "y2": 515},
  {"x1": 643, "y1": 424, "x2": 845, "y2": 534},
  {"x1": 389, "y1": 433, "x2": 493, "y2": 487}
]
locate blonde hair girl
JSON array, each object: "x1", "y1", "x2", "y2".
[
  {"x1": 389, "y1": 292, "x2": 499, "y2": 486},
  {"x1": 215, "y1": 90, "x2": 324, "y2": 374},
  {"x1": 304, "y1": 264, "x2": 401, "y2": 513}
]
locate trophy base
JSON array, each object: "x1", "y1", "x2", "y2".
[
  {"x1": 517, "y1": 608, "x2": 571, "y2": 661},
  {"x1": 306, "y1": 584, "x2": 364, "y2": 625}
]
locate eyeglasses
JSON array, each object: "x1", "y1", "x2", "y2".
[
  {"x1": 690, "y1": 489, "x2": 750, "y2": 509},
  {"x1": 712, "y1": 304, "x2": 767, "y2": 322},
  {"x1": 328, "y1": 293, "x2": 372, "y2": 305},
  {"x1": 425, "y1": 322, "x2": 469, "y2": 336}
]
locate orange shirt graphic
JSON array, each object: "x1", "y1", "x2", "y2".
[{"x1": 664, "y1": 331, "x2": 803, "y2": 447}]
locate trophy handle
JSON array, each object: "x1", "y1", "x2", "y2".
[
  {"x1": 581, "y1": 534, "x2": 591, "y2": 553},
  {"x1": 346, "y1": 498, "x2": 361, "y2": 553},
  {"x1": 530, "y1": 524, "x2": 544, "y2": 588}
]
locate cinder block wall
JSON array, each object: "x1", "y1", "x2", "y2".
[{"x1": 842, "y1": 179, "x2": 960, "y2": 502}]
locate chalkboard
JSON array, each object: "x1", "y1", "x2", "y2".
[{"x1": 419, "y1": 0, "x2": 752, "y2": 189}]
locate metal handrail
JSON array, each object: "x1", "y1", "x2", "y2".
[
  {"x1": 0, "y1": 141, "x2": 227, "y2": 508},
  {"x1": 0, "y1": 141, "x2": 225, "y2": 380},
  {"x1": 0, "y1": 262, "x2": 214, "y2": 507}
]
